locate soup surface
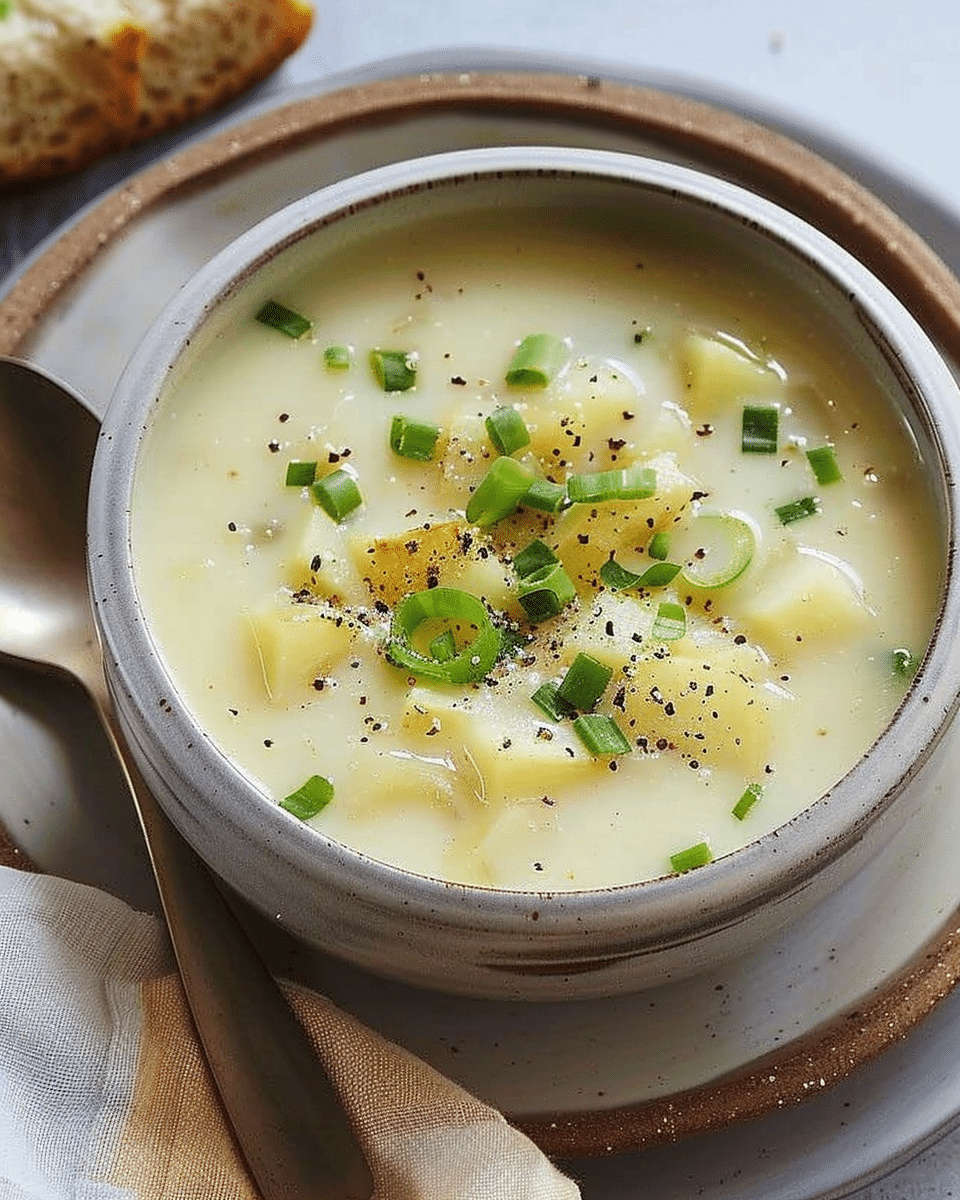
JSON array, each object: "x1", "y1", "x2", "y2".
[{"x1": 132, "y1": 198, "x2": 940, "y2": 890}]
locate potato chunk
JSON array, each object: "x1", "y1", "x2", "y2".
[
  {"x1": 349, "y1": 520, "x2": 515, "y2": 611},
  {"x1": 550, "y1": 452, "x2": 700, "y2": 593},
  {"x1": 401, "y1": 684, "x2": 601, "y2": 803},
  {"x1": 681, "y1": 331, "x2": 783, "y2": 417},
  {"x1": 289, "y1": 506, "x2": 364, "y2": 603},
  {"x1": 737, "y1": 544, "x2": 872, "y2": 658},
  {"x1": 249, "y1": 599, "x2": 357, "y2": 700}
]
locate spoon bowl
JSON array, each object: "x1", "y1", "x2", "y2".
[{"x1": 0, "y1": 355, "x2": 373, "y2": 1200}]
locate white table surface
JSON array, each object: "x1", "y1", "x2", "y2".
[{"x1": 3, "y1": 3, "x2": 960, "y2": 1196}]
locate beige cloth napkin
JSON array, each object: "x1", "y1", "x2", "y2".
[{"x1": 0, "y1": 862, "x2": 581, "y2": 1199}]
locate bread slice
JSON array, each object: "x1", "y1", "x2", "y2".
[{"x1": 0, "y1": 0, "x2": 313, "y2": 185}]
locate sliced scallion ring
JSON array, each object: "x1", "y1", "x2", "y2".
[
  {"x1": 522, "y1": 477, "x2": 569, "y2": 513},
  {"x1": 386, "y1": 587, "x2": 501, "y2": 684},
  {"x1": 517, "y1": 562, "x2": 577, "y2": 622},
  {"x1": 505, "y1": 333, "x2": 567, "y2": 388},
  {"x1": 567, "y1": 464, "x2": 657, "y2": 505},
  {"x1": 677, "y1": 512, "x2": 757, "y2": 589},
  {"x1": 652, "y1": 601, "x2": 687, "y2": 641},
  {"x1": 280, "y1": 774, "x2": 334, "y2": 820},
  {"x1": 669, "y1": 840, "x2": 713, "y2": 873},
  {"x1": 572, "y1": 712, "x2": 632, "y2": 757},
  {"x1": 599, "y1": 557, "x2": 681, "y2": 591},
  {"x1": 256, "y1": 299, "x2": 312, "y2": 339}
]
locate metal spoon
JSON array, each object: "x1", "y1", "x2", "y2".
[{"x1": 0, "y1": 355, "x2": 374, "y2": 1200}]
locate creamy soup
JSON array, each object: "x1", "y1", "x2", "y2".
[{"x1": 132, "y1": 197, "x2": 941, "y2": 890}]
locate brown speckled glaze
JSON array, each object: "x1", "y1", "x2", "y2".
[{"x1": 4, "y1": 70, "x2": 960, "y2": 1157}]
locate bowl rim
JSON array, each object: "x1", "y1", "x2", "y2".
[{"x1": 88, "y1": 143, "x2": 960, "y2": 949}]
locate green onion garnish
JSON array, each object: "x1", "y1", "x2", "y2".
[
  {"x1": 891, "y1": 647, "x2": 918, "y2": 679},
  {"x1": 567, "y1": 465, "x2": 657, "y2": 505},
  {"x1": 670, "y1": 841, "x2": 713, "y2": 873},
  {"x1": 678, "y1": 512, "x2": 756, "y2": 589},
  {"x1": 522, "y1": 478, "x2": 569, "y2": 513},
  {"x1": 280, "y1": 774, "x2": 334, "y2": 820},
  {"x1": 652, "y1": 601, "x2": 687, "y2": 641},
  {"x1": 572, "y1": 713, "x2": 632, "y2": 757},
  {"x1": 465, "y1": 456, "x2": 535, "y2": 526},
  {"x1": 428, "y1": 629, "x2": 457, "y2": 663},
  {"x1": 310, "y1": 469, "x2": 362, "y2": 522},
  {"x1": 732, "y1": 782, "x2": 763, "y2": 821},
  {"x1": 386, "y1": 587, "x2": 501, "y2": 684},
  {"x1": 530, "y1": 681, "x2": 576, "y2": 722},
  {"x1": 599, "y1": 557, "x2": 681, "y2": 591},
  {"x1": 518, "y1": 563, "x2": 577, "y2": 622},
  {"x1": 806, "y1": 444, "x2": 843, "y2": 485},
  {"x1": 390, "y1": 414, "x2": 440, "y2": 462},
  {"x1": 486, "y1": 406, "x2": 531, "y2": 457},
  {"x1": 775, "y1": 496, "x2": 820, "y2": 525},
  {"x1": 512, "y1": 538, "x2": 558, "y2": 579},
  {"x1": 256, "y1": 300, "x2": 312, "y2": 339},
  {"x1": 370, "y1": 348, "x2": 418, "y2": 392},
  {"x1": 285, "y1": 460, "x2": 318, "y2": 487},
  {"x1": 741, "y1": 405, "x2": 779, "y2": 454},
  {"x1": 648, "y1": 531, "x2": 671, "y2": 561},
  {"x1": 505, "y1": 333, "x2": 567, "y2": 388},
  {"x1": 556, "y1": 653, "x2": 613, "y2": 712},
  {"x1": 323, "y1": 344, "x2": 351, "y2": 370}
]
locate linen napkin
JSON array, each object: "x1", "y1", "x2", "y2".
[{"x1": 0, "y1": 856, "x2": 581, "y2": 1200}]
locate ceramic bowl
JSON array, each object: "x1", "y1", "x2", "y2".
[{"x1": 87, "y1": 146, "x2": 960, "y2": 1001}]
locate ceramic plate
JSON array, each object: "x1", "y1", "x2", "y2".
[{"x1": 4, "y1": 54, "x2": 960, "y2": 1197}]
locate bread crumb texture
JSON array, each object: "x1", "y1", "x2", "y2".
[{"x1": 0, "y1": 0, "x2": 313, "y2": 183}]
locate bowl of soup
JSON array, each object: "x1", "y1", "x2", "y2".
[{"x1": 87, "y1": 145, "x2": 960, "y2": 1000}]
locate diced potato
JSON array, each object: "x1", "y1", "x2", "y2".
[
  {"x1": 348, "y1": 520, "x2": 516, "y2": 610},
  {"x1": 401, "y1": 684, "x2": 602, "y2": 803},
  {"x1": 617, "y1": 631, "x2": 781, "y2": 773},
  {"x1": 289, "y1": 506, "x2": 364, "y2": 603},
  {"x1": 681, "y1": 330, "x2": 783, "y2": 417},
  {"x1": 551, "y1": 452, "x2": 700, "y2": 593},
  {"x1": 248, "y1": 599, "x2": 357, "y2": 700},
  {"x1": 737, "y1": 543, "x2": 871, "y2": 658},
  {"x1": 550, "y1": 593, "x2": 657, "y2": 674}
]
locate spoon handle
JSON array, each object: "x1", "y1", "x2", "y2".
[{"x1": 94, "y1": 697, "x2": 375, "y2": 1200}]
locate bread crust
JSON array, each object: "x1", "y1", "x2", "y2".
[{"x1": 0, "y1": 0, "x2": 313, "y2": 185}]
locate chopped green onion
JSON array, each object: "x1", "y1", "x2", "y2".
[
  {"x1": 505, "y1": 333, "x2": 567, "y2": 388},
  {"x1": 0, "y1": 3, "x2": 11, "y2": 19},
  {"x1": 670, "y1": 841, "x2": 713, "y2": 873},
  {"x1": 386, "y1": 587, "x2": 500, "y2": 684},
  {"x1": 567, "y1": 465, "x2": 657, "y2": 505},
  {"x1": 428, "y1": 629, "x2": 457, "y2": 663},
  {"x1": 775, "y1": 496, "x2": 820, "y2": 525},
  {"x1": 741, "y1": 405, "x2": 779, "y2": 454},
  {"x1": 323, "y1": 344, "x2": 351, "y2": 370},
  {"x1": 486, "y1": 406, "x2": 531, "y2": 456},
  {"x1": 648, "y1": 531, "x2": 671, "y2": 561},
  {"x1": 572, "y1": 713, "x2": 632, "y2": 757},
  {"x1": 522, "y1": 477, "x2": 569, "y2": 513},
  {"x1": 311, "y1": 469, "x2": 362, "y2": 522},
  {"x1": 512, "y1": 539, "x2": 558, "y2": 579},
  {"x1": 285, "y1": 460, "x2": 318, "y2": 487},
  {"x1": 530, "y1": 681, "x2": 576, "y2": 722},
  {"x1": 732, "y1": 782, "x2": 763, "y2": 821},
  {"x1": 390, "y1": 414, "x2": 440, "y2": 461},
  {"x1": 556, "y1": 653, "x2": 613, "y2": 712},
  {"x1": 652, "y1": 601, "x2": 687, "y2": 641},
  {"x1": 806, "y1": 444, "x2": 843, "y2": 485},
  {"x1": 517, "y1": 563, "x2": 577, "y2": 622},
  {"x1": 370, "y1": 348, "x2": 418, "y2": 391},
  {"x1": 678, "y1": 512, "x2": 756, "y2": 589},
  {"x1": 599, "y1": 557, "x2": 681, "y2": 591},
  {"x1": 256, "y1": 300, "x2": 312, "y2": 339},
  {"x1": 465, "y1": 456, "x2": 535, "y2": 526},
  {"x1": 891, "y1": 647, "x2": 918, "y2": 679},
  {"x1": 280, "y1": 774, "x2": 334, "y2": 820}
]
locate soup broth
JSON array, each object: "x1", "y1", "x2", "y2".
[{"x1": 132, "y1": 196, "x2": 941, "y2": 890}]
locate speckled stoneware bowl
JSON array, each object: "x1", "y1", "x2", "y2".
[{"x1": 87, "y1": 145, "x2": 960, "y2": 1001}]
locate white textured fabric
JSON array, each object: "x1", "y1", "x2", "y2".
[{"x1": 0, "y1": 865, "x2": 580, "y2": 1200}]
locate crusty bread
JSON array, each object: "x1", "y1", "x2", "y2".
[{"x1": 0, "y1": 0, "x2": 313, "y2": 185}]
